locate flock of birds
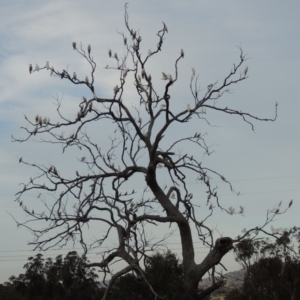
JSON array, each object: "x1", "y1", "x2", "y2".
[{"x1": 27, "y1": 42, "x2": 290, "y2": 238}]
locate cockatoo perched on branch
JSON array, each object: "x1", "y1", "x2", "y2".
[
  {"x1": 207, "y1": 84, "x2": 213, "y2": 91},
  {"x1": 123, "y1": 68, "x2": 129, "y2": 77},
  {"x1": 113, "y1": 85, "x2": 119, "y2": 94},
  {"x1": 271, "y1": 225, "x2": 281, "y2": 234},
  {"x1": 163, "y1": 22, "x2": 168, "y2": 33},
  {"x1": 162, "y1": 72, "x2": 168, "y2": 80},
  {"x1": 228, "y1": 206, "x2": 235, "y2": 215}
]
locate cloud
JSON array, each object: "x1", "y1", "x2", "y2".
[{"x1": 1, "y1": 0, "x2": 300, "y2": 284}]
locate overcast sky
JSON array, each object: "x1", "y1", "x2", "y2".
[{"x1": 0, "y1": 0, "x2": 299, "y2": 283}]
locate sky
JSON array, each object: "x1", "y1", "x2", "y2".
[{"x1": 0, "y1": 0, "x2": 300, "y2": 284}]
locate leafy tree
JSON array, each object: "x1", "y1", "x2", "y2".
[
  {"x1": 13, "y1": 4, "x2": 288, "y2": 299},
  {"x1": 225, "y1": 287, "x2": 244, "y2": 300},
  {"x1": 227, "y1": 257, "x2": 298, "y2": 300},
  {"x1": 110, "y1": 251, "x2": 193, "y2": 300},
  {"x1": 0, "y1": 282, "x2": 22, "y2": 300},
  {"x1": 228, "y1": 230, "x2": 300, "y2": 300},
  {"x1": 234, "y1": 239, "x2": 261, "y2": 271},
  {"x1": 7, "y1": 252, "x2": 101, "y2": 300},
  {"x1": 243, "y1": 256, "x2": 287, "y2": 300},
  {"x1": 281, "y1": 258, "x2": 300, "y2": 300},
  {"x1": 59, "y1": 251, "x2": 100, "y2": 300}
]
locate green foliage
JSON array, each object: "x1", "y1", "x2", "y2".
[
  {"x1": 228, "y1": 233, "x2": 300, "y2": 300},
  {"x1": 0, "y1": 282, "x2": 23, "y2": 300},
  {"x1": 1, "y1": 250, "x2": 191, "y2": 300},
  {"x1": 234, "y1": 239, "x2": 260, "y2": 270},
  {"x1": 109, "y1": 251, "x2": 185, "y2": 300},
  {"x1": 4, "y1": 251, "x2": 103, "y2": 300},
  {"x1": 243, "y1": 257, "x2": 287, "y2": 300},
  {"x1": 227, "y1": 257, "x2": 300, "y2": 300}
]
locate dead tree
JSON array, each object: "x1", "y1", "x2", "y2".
[{"x1": 13, "y1": 5, "x2": 291, "y2": 300}]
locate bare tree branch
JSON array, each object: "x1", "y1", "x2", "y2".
[{"x1": 13, "y1": 4, "x2": 286, "y2": 299}]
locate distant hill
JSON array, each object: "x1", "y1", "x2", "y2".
[
  {"x1": 98, "y1": 269, "x2": 245, "y2": 295},
  {"x1": 199, "y1": 269, "x2": 245, "y2": 294}
]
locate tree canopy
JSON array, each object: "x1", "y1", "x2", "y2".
[
  {"x1": 227, "y1": 229, "x2": 300, "y2": 300},
  {"x1": 109, "y1": 251, "x2": 187, "y2": 300},
  {"x1": 1, "y1": 251, "x2": 101, "y2": 300}
]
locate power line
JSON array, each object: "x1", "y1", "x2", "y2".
[
  {"x1": 1, "y1": 187, "x2": 299, "y2": 210},
  {"x1": 0, "y1": 241, "x2": 208, "y2": 254},
  {"x1": 0, "y1": 253, "x2": 208, "y2": 263},
  {"x1": 1, "y1": 174, "x2": 300, "y2": 199},
  {"x1": 0, "y1": 246, "x2": 207, "y2": 257},
  {"x1": 0, "y1": 249, "x2": 209, "y2": 263}
]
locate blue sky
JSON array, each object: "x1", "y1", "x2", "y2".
[{"x1": 0, "y1": 0, "x2": 300, "y2": 283}]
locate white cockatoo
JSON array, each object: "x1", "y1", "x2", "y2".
[
  {"x1": 271, "y1": 225, "x2": 281, "y2": 234},
  {"x1": 113, "y1": 85, "x2": 119, "y2": 94},
  {"x1": 163, "y1": 23, "x2": 168, "y2": 33},
  {"x1": 161, "y1": 72, "x2": 168, "y2": 80},
  {"x1": 123, "y1": 68, "x2": 129, "y2": 77},
  {"x1": 228, "y1": 206, "x2": 235, "y2": 215}
]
